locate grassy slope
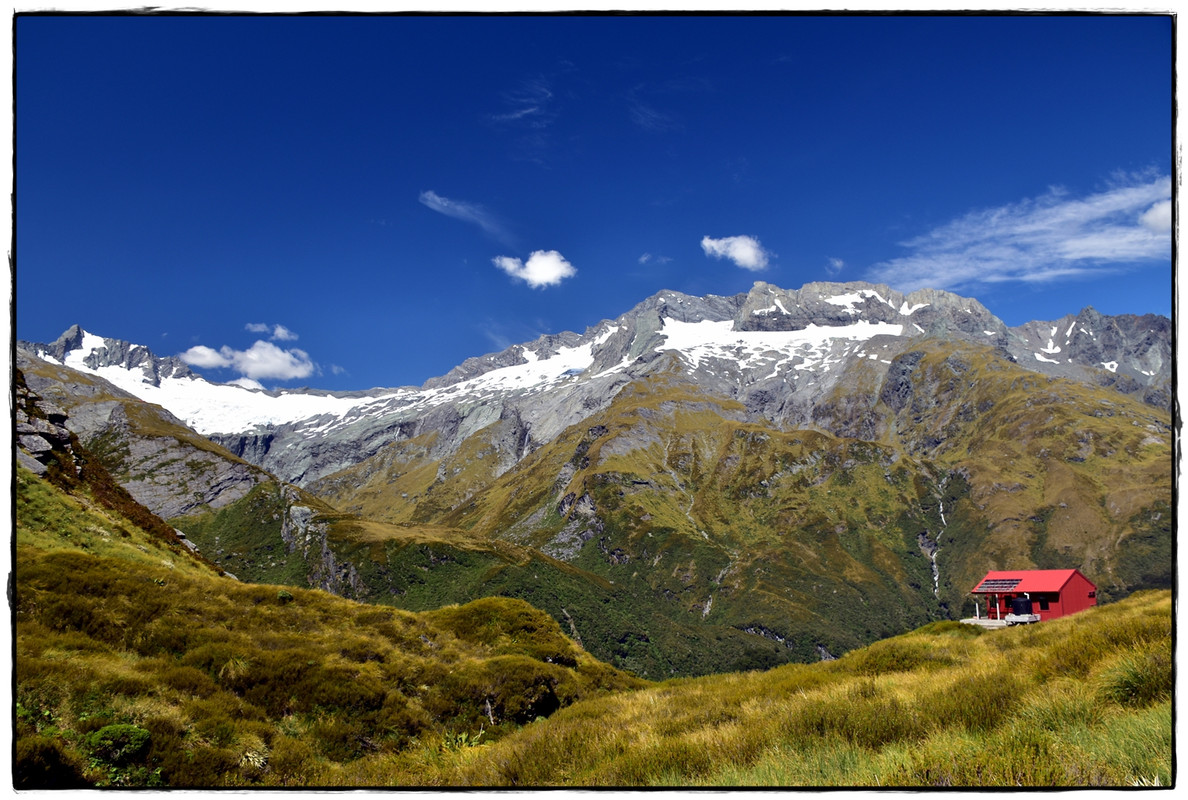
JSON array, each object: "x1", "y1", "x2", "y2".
[
  {"x1": 15, "y1": 466, "x2": 1170, "y2": 788},
  {"x1": 438, "y1": 590, "x2": 1172, "y2": 788},
  {"x1": 14, "y1": 467, "x2": 645, "y2": 789}
]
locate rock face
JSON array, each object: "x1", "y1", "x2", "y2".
[
  {"x1": 30, "y1": 324, "x2": 196, "y2": 385},
  {"x1": 17, "y1": 350, "x2": 266, "y2": 519},
  {"x1": 1008, "y1": 308, "x2": 1172, "y2": 406},
  {"x1": 15, "y1": 378, "x2": 78, "y2": 478}
]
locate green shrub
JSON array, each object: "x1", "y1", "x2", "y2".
[{"x1": 85, "y1": 723, "x2": 151, "y2": 766}]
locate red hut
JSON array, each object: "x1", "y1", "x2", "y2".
[{"x1": 970, "y1": 569, "x2": 1097, "y2": 624}]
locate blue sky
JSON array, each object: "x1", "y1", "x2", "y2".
[{"x1": 15, "y1": 13, "x2": 1173, "y2": 391}]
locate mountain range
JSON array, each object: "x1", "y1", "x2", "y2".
[{"x1": 16, "y1": 280, "x2": 1173, "y2": 677}]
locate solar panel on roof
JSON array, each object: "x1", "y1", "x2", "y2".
[{"x1": 975, "y1": 578, "x2": 1021, "y2": 591}]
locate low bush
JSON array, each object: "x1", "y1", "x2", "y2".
[{"x1": 85, "y1": 723, "x2": 152, "y2": 766}]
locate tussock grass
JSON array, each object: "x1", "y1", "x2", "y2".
[
  {"x1": 16, "y1": 465, "x2": 1172, "y2": 788},
  {"x1": 14, "y1": 469, "x2": 644, "y2": 789},
  {"x1": 444, "y1": 590, "x2": 1172, "y2": 788}
]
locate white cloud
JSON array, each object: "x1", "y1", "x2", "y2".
[
  {"x1": 1140, "y1": 199, "x2": 1172, "y2": 234},
  {"x1": 700, "y1": 235, "x2": 772, "y2": 271},
  {"x1": 492, "y1": 250, "x2": 577, "y2": 288},
  {"x1": 180, "y1": 340, "x2": 316, "y2": 381},
  {"x1": 866, "y1": 173, "x2": 1172, "y2": 292},
  {"x1": 245, "y1": 323, "x2": 299, "y2": 341},
  {"x1": 827, "y1": 257, "x2": 845, "y2": 276},
  {"x1": 419, "y1": 190, "x2": 513, "y2": 245},
  {"x1": 178, "y1": 345, "x2": 232, "y2": 369}
]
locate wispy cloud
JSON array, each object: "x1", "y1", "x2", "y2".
[
  {"x1": 491, "y1": 77, "x2": 556, "y2": 129},
  {"x1": 180, "y1": 340, "x2": 316, "y2": 381},
  {"x1": 489, "y1": 76, "x2": 564, "y2": 166},
  {"x1": 245, "y1": 322, "x2": 298, "y2": 341},
  {"x1": 629, "y1": 100, "x2": 680, "y2": 133},
  {"x1": 419, "y1": 190, "x2": 514, "y2": 246},
  {"x1": 866, "y1": 173, "x2": 1172, "y2": 292},
  {"x1": 626, "y1": 78, "x2": 710, "y2": 133},
  {"x1": 492, "y1": 250, "x2": 577, "y2": 289},
  {"x1": 826, "y1": 257, "x2": 845, "y2": 276},
  {"x1": 639, "y1": 252, "x2": 673, "y2": 265},
  {"x1": 701, "y1": 235, "x2": 772, "y2": 272},
  {"x1": 476, "y1": 318, "x2": 546, "y2": 352}
]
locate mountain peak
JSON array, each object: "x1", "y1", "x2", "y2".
[{"x1": 17, "y1": 278, "x2": 1171, "y2": 481}]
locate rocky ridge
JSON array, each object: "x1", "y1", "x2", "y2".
[{"x1": 19, "y1": 281, "x2": 1171, "y2": 490}]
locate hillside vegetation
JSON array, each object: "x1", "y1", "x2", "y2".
[
  {"x1": 445, "y1": 590, "x2": 1171, "y2": 788},
  {"x1": 14, "y1": 465, "x2": 1171, "y2": 788},
  {"x1": 14, "y1": 467, "x2": 644, "y2": 788},
  {"x1": 304, "y1": 344, "x2": 1171, "y2": 675}
]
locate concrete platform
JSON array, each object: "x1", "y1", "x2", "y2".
[{"x1": 960, "y1": 618, "x2": 1008, "y2": 629}]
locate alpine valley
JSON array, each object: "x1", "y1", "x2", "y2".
[{"x1": 16, "y1": 280, "x2": 1174, "y2": 679}]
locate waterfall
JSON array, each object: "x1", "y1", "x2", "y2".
[{"x1": 931, "y1": 499, "x2": 943, "y2": 598}]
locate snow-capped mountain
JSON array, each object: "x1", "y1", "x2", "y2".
[
  {"x1": 16, "y1": 279, "x2": 1173, "y2": 676},
  {"x1": 19, "y1": 280, "x2": 1170, "y2": 485}
]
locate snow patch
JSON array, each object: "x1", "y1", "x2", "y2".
[
  {"x1": 658, "y1": 318, "x2": 903, "y2": 372},
  {"x1": 1034, "y1": 353, "x2": 1060, "y2": 364},
  {"x1": 899, "y1": 301, "x2": 929, "y2": 315},
  {"x1": 824, "y1": 289, "x2": 892, "y2": 314},
  {"x1": 1101, "y1": 361, "x2": 1118, "y2": 373},
  {"x1": 62, "y1": 331, "x2": 110, "y2": 371}
]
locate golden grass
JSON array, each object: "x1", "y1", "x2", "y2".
[{"x1": 429, "y1": 590, "x2": 1173, "y2": 788}]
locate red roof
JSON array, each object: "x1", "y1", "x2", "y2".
[{"x1": 971, "y1": 569, "x2": 1094, "y2": 594}]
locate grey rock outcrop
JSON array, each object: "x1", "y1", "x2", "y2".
[
  {"x1": 15, "y1": 382, "x2": 78, "y2": 477},
  {"x1": 17, "y1": 349, "x2": 265, "y2": 519}
]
